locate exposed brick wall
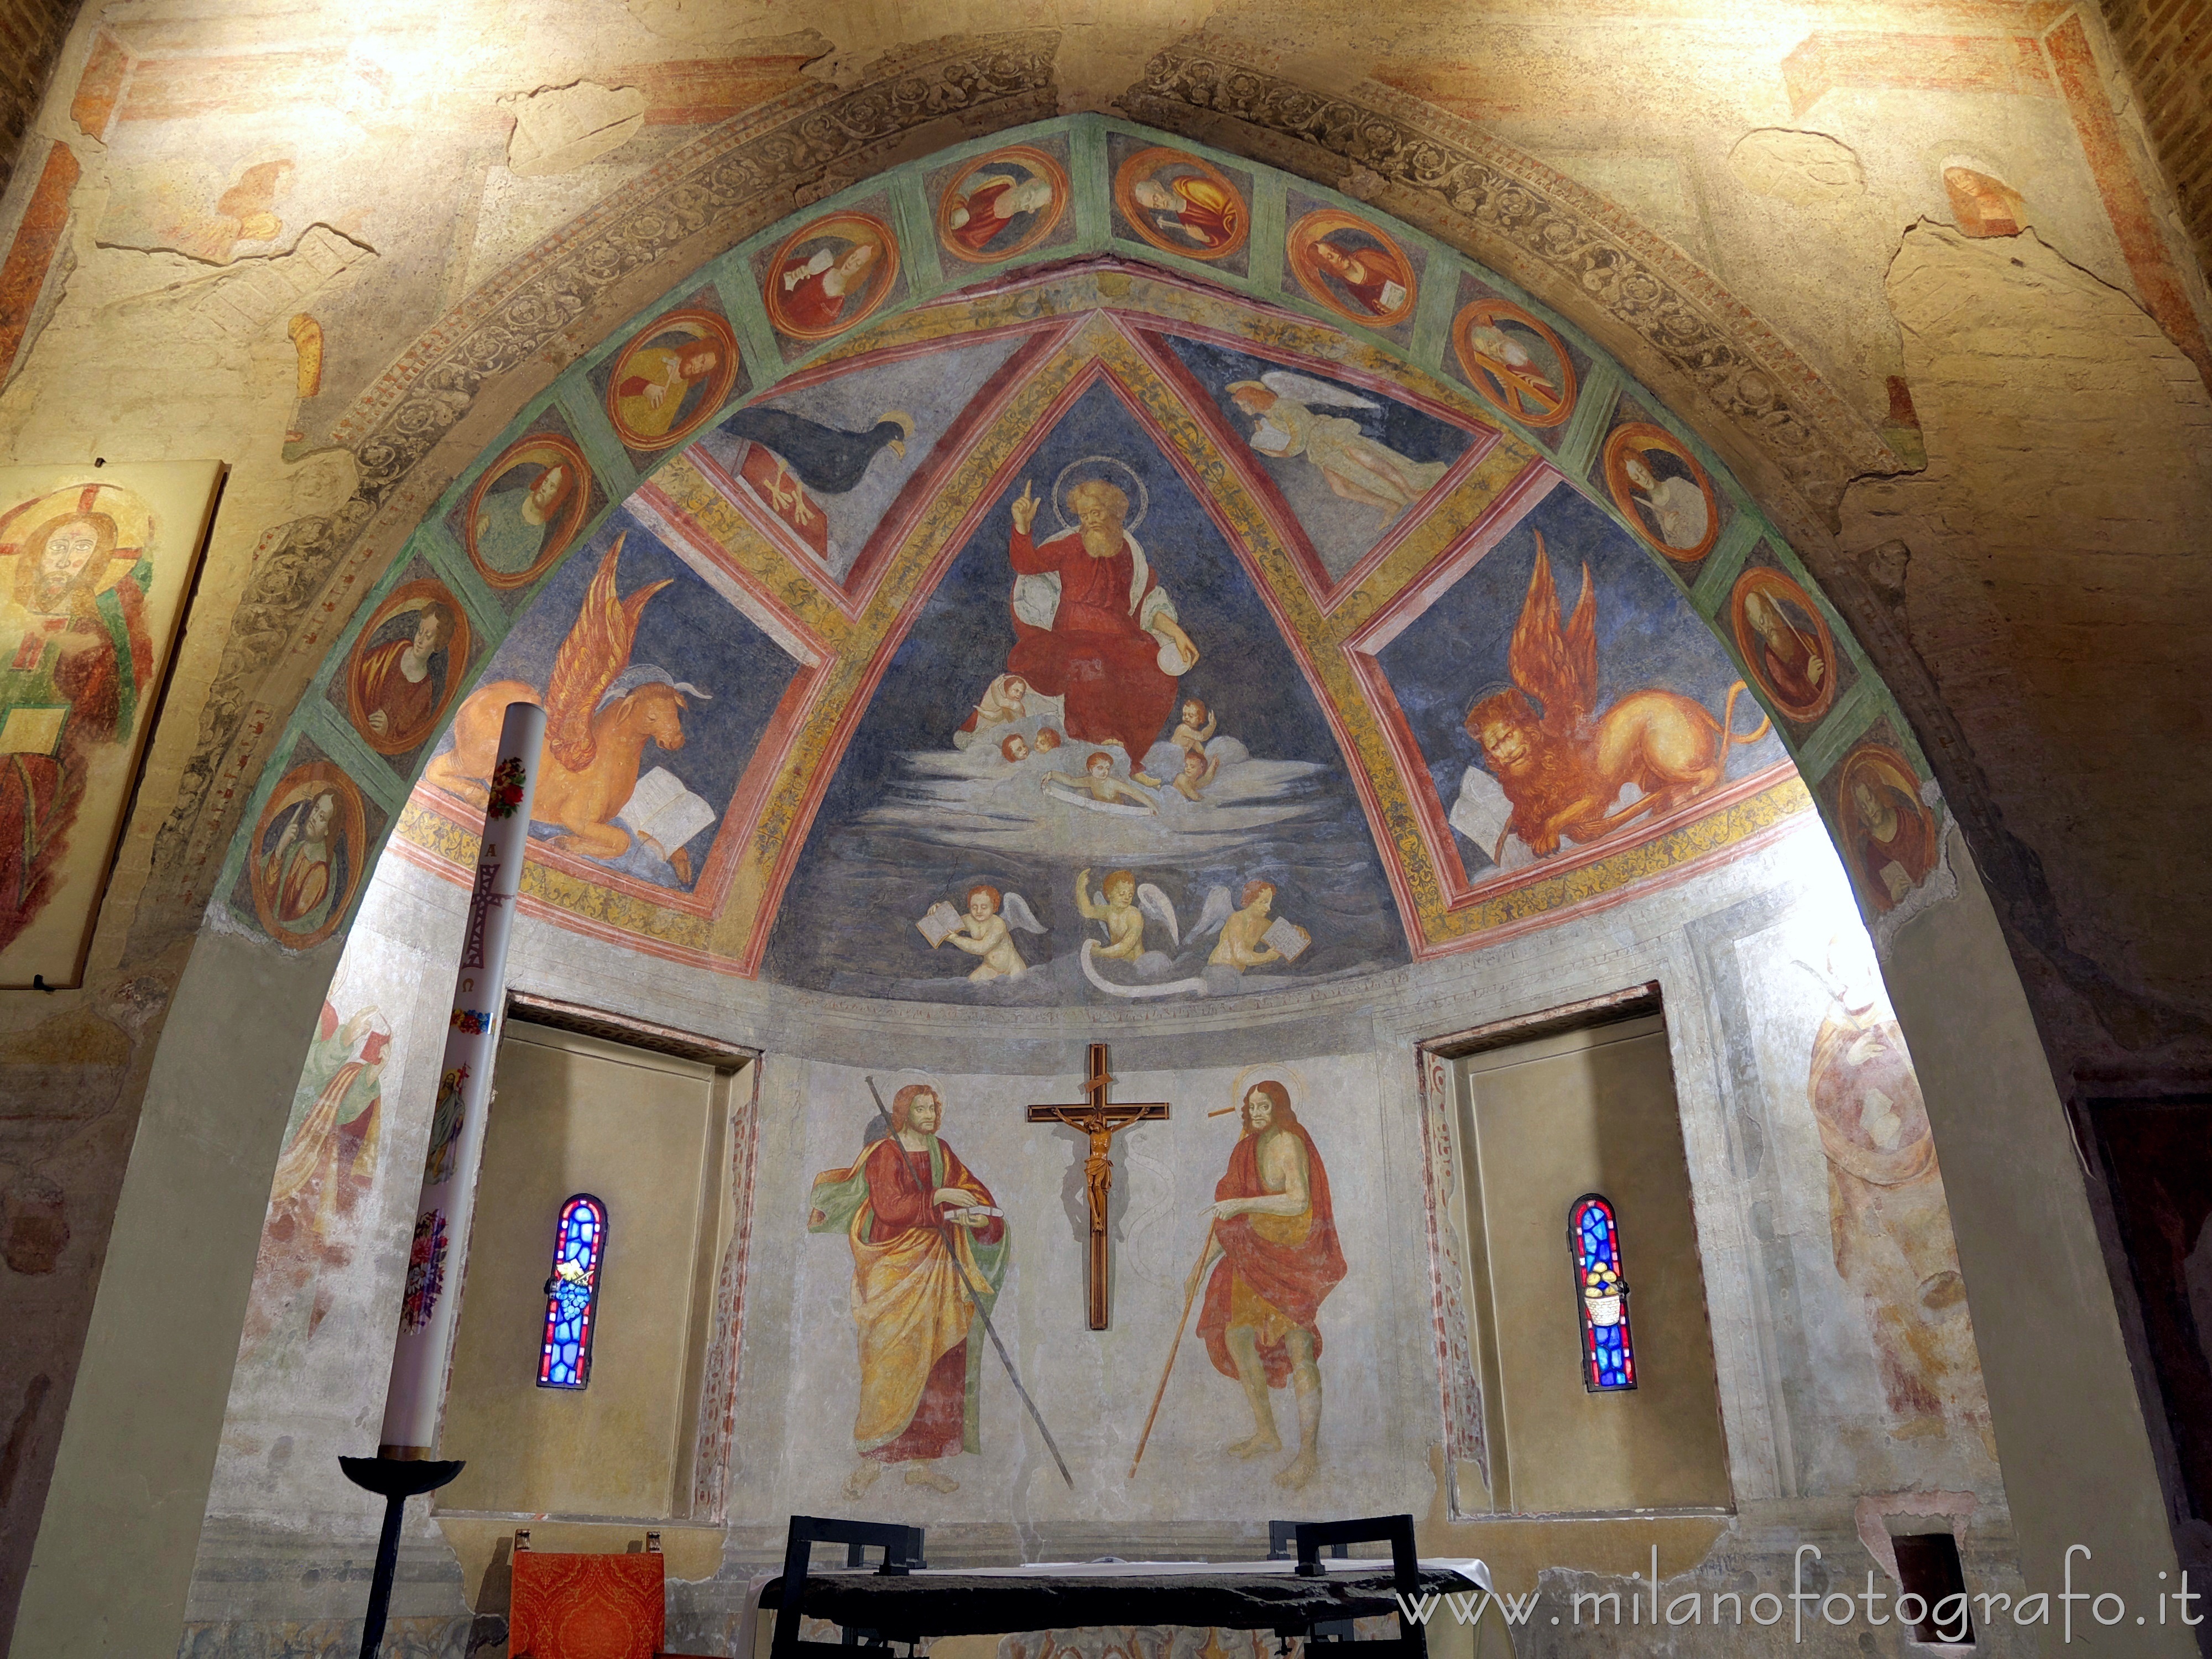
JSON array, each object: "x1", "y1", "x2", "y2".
[
  {"x1": 0, "y1": 0, "x2": 76, "y2": 199},
  {"x1": 2101, "y1": 0, "x2": 2212, "y2": 286}
]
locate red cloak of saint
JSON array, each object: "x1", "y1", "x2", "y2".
[
  {"x1": 354, "y1": 637, "x2": 441, "y2": 743},
  {"x1": 1854, "y1": 789, "x2": 1934, "y2": 906},
  {"x1": 949, "y1": 179, "x2": 1016, "y2": 253},
  {"x1": 1329, "y1": 244, "x2": 1408, "y2": 316},
  {"x1": 850, "y1": 1137, "x2": 1004, "y2": 1462},
  {"x1": 1169, "y1": 178, "x2": 1237, "y2": 248},
  {"x1": 0, "y1": 573, "x2": 149, "y2": 950},
  {"x1": 1197, "y1": 1122, "x2": 1347, "y2": 1388},
  {"x1": 781, "y1": 267, "x2": 852, "y2": 332},
  {"x1": 1006, "y1": 527, "x2": 1180, "y2": 761}
]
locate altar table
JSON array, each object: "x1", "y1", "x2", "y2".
[{"x1": 740, "y1": 1557, "x2": 1500, "y2": 1659}]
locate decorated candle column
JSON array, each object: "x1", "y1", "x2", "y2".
[{"x1": 377, "y1": 700, "x2": 545, "y2": 1457}]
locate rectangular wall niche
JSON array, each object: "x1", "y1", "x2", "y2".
[
  {"x1": 434, "y1": 1019, "x2": 743, "y2": 1522},
  {"x1": 1447, "y1": 1007, "x2": 1732, "y2": 1515}
]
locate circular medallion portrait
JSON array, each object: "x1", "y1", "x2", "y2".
[
  {"x1": 1112, "y1": 147, "x2": 1249, "y2": 261},
  {"x1": 1834, "y1": 744, "x2": 1939, "y2": 914},
  {"x1": 1452, "y1": 299, "x2": 1577, "y2": 429},
  {"x1": 1286, "y1": 208, "x2": 1418, "y2": 328},
  {"x1": 763, "y1": 211, "x2": 899, "y2": 342},
  {"x1": 345, "y1": 579, "x2": 473, "y2": 755},
  {"x1": 937, "y1": 146, "x2": 1069, "y2": 265},
  {"x1": 1602, "y1": 422, "x2": 1720, "y2": 563},
  {"x1": 1729, "y1": 567, "x2": 1838, "y2": 724},
  {"x1": 249, "y1": 759, "x2": 368, "y2": 949},
  {"x1": 603, "y1": 308, "x2": 740, "y2": 452},
  {"x1": 464, "y1": 434, "x2": 592, "y2": 591}
]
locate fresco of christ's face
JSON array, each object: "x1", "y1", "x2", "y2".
[
  {"x1": 1244, "y1": 1088, "x2": 1274, "y2": 1131},
  {"x1": 34, "y1": 520, "x2": 102, "y2": 608}
]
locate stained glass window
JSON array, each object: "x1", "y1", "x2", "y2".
[
  {"x1": 1568, "y1": 1194, "x2": 1636, "y2": 1391},
  {"x1": 537, "y1": 1194, "x2": 606, "y2": 1390}
]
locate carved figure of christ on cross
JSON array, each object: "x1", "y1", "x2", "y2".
[{"x1": 1029, "y1": 1043, "x2": 1170, "y2": 1329}]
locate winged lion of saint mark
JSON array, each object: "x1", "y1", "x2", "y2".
[
  {"x1": 1457, "y1": 533, "x2": 1770, "y2": 862},
  {"x1": 427, "y1": 533, "x2": 713, "y2": 878}
]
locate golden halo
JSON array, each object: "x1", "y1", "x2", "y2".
[
  {"x1": 0, "y1": 481, "x2": 158, "y2": 597},
  {"x1": 1226, "y1": 1062, "x2": 1311, "y2": 1121}
]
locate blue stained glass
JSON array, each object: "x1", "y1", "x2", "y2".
[
  {"x1": 536, "y1": 1194, "x2": 607, "y2": 1390},
  {"x1": 1568, "y1": 1194, "x2": 1636, "y2": 1392}
]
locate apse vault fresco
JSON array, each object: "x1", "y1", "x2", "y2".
[{"x1": 215, "y1": 116, "x2": 1943, "y2": 994}]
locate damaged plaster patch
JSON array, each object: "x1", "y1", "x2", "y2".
[
  {"x1": 97, "y1": 225, "x2": 377, "y2": 340},
  {"x1": 1730, "y1": 128, "x2": 1865, "y2": 207},
  {"x1": 500, "y1": 83, "x2": 648, "y2": 178}
]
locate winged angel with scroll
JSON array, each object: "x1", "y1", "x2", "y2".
[
  {"x1": 429, "y1": 535, "x2": 714, "y2": 882},
  {"x1": 1227, "y1": 372, "x2": 1448, "y2": 524},
  {"x1": 1454, "y1": 537, "x2": 1770, "y2": 866}
]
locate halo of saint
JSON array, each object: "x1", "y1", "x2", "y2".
[
  {"x1": 1729, "y1": 566, "x2": 1838, "y2": 724},
  {"x1": 763, "y1": 211, "x2": 899, "y2": 342},
  {"x1": 1286, "y1": 208, "x2": 1418, "y2": 329},
  {"x1": 463, "y1": 434, "x2": 592, "y2": 590},
  {"x1": 935, "y1": 145, "x2": 1070, "y2": 265},
  {"x1": 602, "y1": 306, "x2": 741, "y2": 452},
  {"x1": 1601, "y1": 421, "x2": 1720, "y2": 564},
  {"x1": 345, "y1": 578, "x2": 471, "y2": 755},
  {"x1": 1451, "y1": 297, "x2": 1577, "y2": 430},
  {"x1": 248, "y1": 759, "x2": 367, "y2": 949},
  {"x1": 1113, "y1": 147, "x2": 1250, "y2": 261}
]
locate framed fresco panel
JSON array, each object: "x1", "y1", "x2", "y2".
[{"x1": 0, "y1": 460, "x2": 222, "y2": 987}]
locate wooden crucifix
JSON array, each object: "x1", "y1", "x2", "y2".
[{"x1": 1029, "y1": 1043, "x2": 1170, "y2": 1330}]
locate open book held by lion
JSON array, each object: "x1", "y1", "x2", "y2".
[{"x1": 1462, "y1": 535, "x2": 1770, "y2": 862}]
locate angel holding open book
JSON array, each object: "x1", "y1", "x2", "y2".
[
  {"x1": 916, "y1": 882, "x2": 1046, "y2": 980},
  {"x1": 1225, "y1": 373, "x2": 1448, "y2": 524}
]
